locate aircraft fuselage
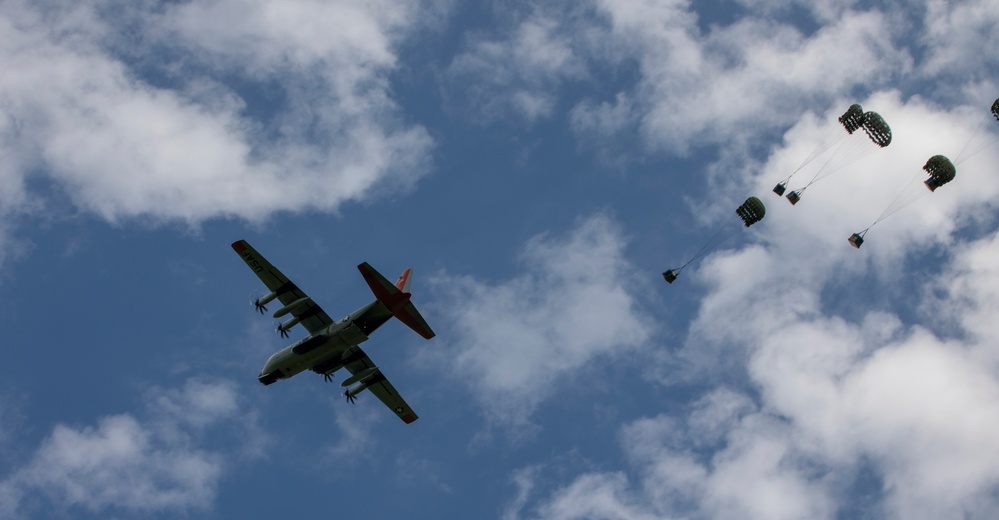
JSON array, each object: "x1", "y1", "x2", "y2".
[{"x1": 257, "y1": 299, "x2": 394, "y2": 385}]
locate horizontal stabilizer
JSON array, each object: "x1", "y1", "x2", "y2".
[
  {"x1": 358, "y1": 262, "x2": 401, "y2": 303},
  {"x1": 357, "y1": 262, "x2": 435, "y2": 340},
  {"x1": 396, "y1": 302, "x2": 435, "y2": 340}
]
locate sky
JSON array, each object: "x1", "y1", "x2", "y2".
[{"x1": 1, "y1": 0, "x2": 998, "y2": 518}]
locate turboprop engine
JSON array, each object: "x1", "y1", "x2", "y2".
[{"x1": 343, "y1": 367, "x2": 380, "y2": 403}]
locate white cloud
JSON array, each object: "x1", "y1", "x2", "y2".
[
  {"x1": 0, "y1": 0, "x2": 437, "y2": 228},
  {"x1": 429, "y1": 214, "x2": 655, "y2": 428},
  {"x1": 573, "y1": 1, "x2": 911, "y2": 154},
  {"x1": 921, "y1": 0, "x2": 999, "y2": 82},
  {"x1": 531, "y1": 472, "x2": 660, "y2": 520},
  {"x1": 512, "y1": 390, "x2": 837, "y2": 520},
  {"x1": 0, "y1": 378, "x2": 262, "y2": 518},
  {"x1": 324, "y1": 402, "x2": 383, "y2": 463},
  {"x1": 445, "y1": 10, "x2": 587, "y2": 124}
]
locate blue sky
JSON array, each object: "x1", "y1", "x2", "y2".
[{"x1": 1, "y1": 0, "x2": 999, "y2": 518}]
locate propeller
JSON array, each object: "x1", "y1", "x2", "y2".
[
  {"x1": 253, "y1": 298, "x2": 267, "y2": 314},
  {"x1": 323, "y1": 373, "x2": 334, "y2": 383},
  {"x1": 276, "y1": 323, "x2": 289, "y2": 338},
  {"x1": 344, "y1": 390, "x2": 356, "y2": 404}
]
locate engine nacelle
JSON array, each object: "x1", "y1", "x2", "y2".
[
  {"x1": 278, "y1": 315, "x2": 302, "y2": 333},
  {"x1": 272, "y1": 297, "x2": 312, "y2": 318},
  {"x1": 256, "y1": 290, "x2": 279, "y2": 306},
  {"x1": 345, "y1": 381, "x2": 369, "y2": 399},
  {"x1": 340, "y1": 367, "x2": 379, "y2": 387}
]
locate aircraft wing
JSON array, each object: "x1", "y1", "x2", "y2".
[
  {"x1": 231, "y1": 240, "x2": 335, "y2": 336},
  {"x1": 341, "y1": 345, "x2": 419, "y2": 424}
]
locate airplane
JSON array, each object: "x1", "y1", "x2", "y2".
[{"x1": 231, "y1": 239, "x2": 435, "y2": 424}]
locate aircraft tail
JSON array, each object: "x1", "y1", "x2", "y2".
[{"x1": 357, "y1": 262, "x2": 435, "y2": 340}]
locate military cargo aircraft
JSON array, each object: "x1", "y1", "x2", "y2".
[{"x1": 232, "y1": 240, "x2": 435, "y2": 424}]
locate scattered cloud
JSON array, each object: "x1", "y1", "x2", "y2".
[
  {"x1": 0, "y1": 378, "x2": 262, "y2": 518},
  {"x1": 572, "y1": 1, "x2": 911, "y2": 154},
  {"x1": 429, "y1": 214, "x2": 655, "y2": 429},
  {"x1": 444, "y1": 7, "x2": 587, "y2": 124}
]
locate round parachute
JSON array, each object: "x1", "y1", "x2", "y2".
[
  {"x1": 775, "y1": 104, "x2": 891, "y2": 203},
  {"x1": 839, "y1": 104, "x2": 865, "y2": 134},
  {"x1": 923, "y1": 155, "x2": 956, "y2": 192},
  {"x1": 736, "y1": 197, "x2": 766, "y2": 227},
  {"x1": 852, "y1": 154, "x2": 957, "y2": 248},
  {"x1": 663, "y1": 195, "x2": 767, "y2": 284},
  {"x1": 992, "y1": 98, "x2": 999, "y2": 123},
  {"x1": 861, "y1": 111, "x2": 892, "y2": 148}
]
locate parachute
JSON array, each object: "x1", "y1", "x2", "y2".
[
  {"x1": 852, "y1": 98, "x2": 997, "y2": 249},
  {"x1": 736, "y1": 196, "x2": 766, "y2": 227},
  {"x1": 848, "y1": 155, "x2": 957, "y2": 249},
  {"x1": 860, "y1": 111, "x2": 892, "y2": 148},
  {"x1": 774, "y1": 104, "x2": 864, "y2": 196},
  {"x1": 839, "y1": 104, "x2": 865, "y2": 134},
  {"x1": 663, "y1": 197, "x2": 766, "y2": 283},
  {"x1": 774, "y1": 105, "x2": 892, "y2": 205},
  {"x1": 923, "y1": 155, "x2": 956, "y2": 192}
]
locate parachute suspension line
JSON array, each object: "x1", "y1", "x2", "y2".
[
  {"x1": 957, "y1": 138, "x2": 999, "y2": 165},
  {"x1": 953, "y1": 122, "x2": 999, "y2": 165},
  {"x1": 686, "y1": 227, "x2": 739, "y2": 267},
  {"x1": 799, "y1": 135, "x2": 872, "y2": 189},
  {"x1": 866, "y1": 171, "x2": 927, "y2": 229},
  {"x1": 779, "y1": 132, "x2": 849, "y2": 186},
  {"x1": 664, "y1": 226, "x2": 733, "y2": 283},
  {"x1": 851, "y1": 156, "x2": 955, "y2": 249},
  {"x1": 678, "y1": 226, "x2": 732, "y2": 271},
  {"x1": 955, "y1": 98, "x2": 999, "y2": 165},
  {"x1": 664, "y1": 197, "x2": 765, "y2": 283},
  {"x1": 794, "y1": 111, "x2": 891, "y2": 197},
  {"x1": 954, "y1": 114, "x2": 988, "y2": 164},
  {"x1": 776, "y1": 105, "x2": 863, "y2": 192}
]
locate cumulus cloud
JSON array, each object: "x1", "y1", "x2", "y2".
[
  {"x1": 510, "y1": 389, "x2": 836, "y2": 520},
  {"x1": 0, "y1": 0, "x2": 437, "y2": 227},
  {"x1": 429, "y1": 214, "x2": 655, "y2": 429},
  {"x1": 0, "y1": 378, "x2": 262, "y2": 518},
  {"x1": 921, "y1": 0, "x2": 999, "y2": 82},
  {"x1": 573, "y1": 1, "x2": 911, "y2": 154},
  {"x1": 444, "y1": 8, "x2": 587, "y2": 124}
]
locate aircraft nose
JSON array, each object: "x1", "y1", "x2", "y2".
[{"x1": 257, "y1": 370, "x2": 281, "y2": 385}]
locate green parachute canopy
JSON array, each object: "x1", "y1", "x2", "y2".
[
  {"x1": 736, "y1": 196, "x2": 766, "y2": 227},
  {"x1": 861, "y1": 111, "x2": 892, "y2": 148},
  {"x1": 923, "y1": 155, "x2": 956, "y2": 192},
  {"x1": 838, "y1": 104, "x2": 865, "y2": 134}
]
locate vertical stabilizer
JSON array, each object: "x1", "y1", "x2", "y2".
[{"x1": 394, "y1": 268, "x2": 413, "y2": 293}]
